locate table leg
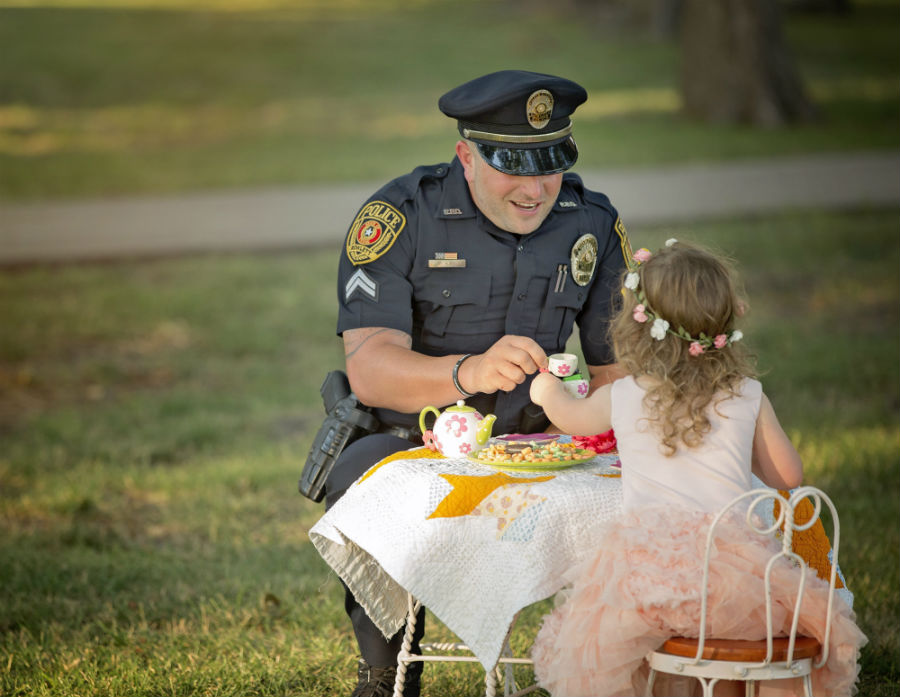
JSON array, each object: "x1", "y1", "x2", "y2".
[
  {"x1": 393, "y1": 594, "x2": 422, "y2": 697},
  {"x1": 394, "y1": 592, "x2": 543, "y2": 697},
  {"x1": 485, "y1": 667, "x2": 497, "y2": 697}
]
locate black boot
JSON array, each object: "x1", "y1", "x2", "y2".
[{"x1": 349, "y1": 658, "x2": 422, "y2": 697}]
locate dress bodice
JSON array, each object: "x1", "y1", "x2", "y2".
[{"x1": 611, "y1": 375, "x2": 763, "y2": 513}]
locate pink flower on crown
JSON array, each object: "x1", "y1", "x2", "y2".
[
  {"x1": 689, "y1": 341, "x2": 705, "y2": 356},
  {"x1": 633, "y1": 304, "x2": 649, "y2": 323},
  {"x1": 632, "y1": 248, "x2": 652, "y2": 264},
  {"x1": 714, "y1": 334, "x2": 728, "y2": 349}
]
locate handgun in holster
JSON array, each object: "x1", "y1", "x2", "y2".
[{"x1": 299, "y1": 370, "x2": 380, "y2": 502}]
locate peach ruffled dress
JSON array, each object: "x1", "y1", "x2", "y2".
[{"x1": 531, "y1": 377, "x2": 866, "y2": 697}]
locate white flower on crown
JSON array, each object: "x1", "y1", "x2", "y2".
[
  {"x1": 624, "y1": 272, "x2": 640, "y2": 290},
  {"x1": 730, "y1": 330, "x2": 744, "y2": 343},
  {"x1": 650, "y1": 318, "x2": 670, "y2": 340},
  {"x1": 665, "y1": 238, "x2": 678, "y2": 247}
]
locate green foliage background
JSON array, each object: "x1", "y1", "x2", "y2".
[
  {"x1": 0, "y1": 0, "x2": 898, "y2": 199},
  {"x1": 1, "y1": 1, "x2": 898, "y2": 695}
]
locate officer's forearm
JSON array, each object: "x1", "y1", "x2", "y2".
[
  {"x1": 347, "y1": 347, "x2": 469, "y2": 413},
  {"x1": 343, "y1": 327, "x2": 469, "y2": 412}
]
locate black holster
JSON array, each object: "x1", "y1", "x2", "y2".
[
  {"x1": 519, "y1": 402, "x2": 550, "y2": 434},
  {"x1": 299, "y1": 371, "x2": 380, "y2": 502}
]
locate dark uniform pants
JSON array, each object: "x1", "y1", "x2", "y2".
[{"x1": 325, "y1": 434, "x2": 426, "y2": 667}]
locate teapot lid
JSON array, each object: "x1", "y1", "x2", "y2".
[{"x1": 445, "y1": 399, "x2": 477, "y2": 413}]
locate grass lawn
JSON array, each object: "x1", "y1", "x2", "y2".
[
  {"x1": 1, "y1": 208, "x2": 898, "y2": 696},
  {"x1": 0, "y1": 0, "x2": 898, "y2": 199}
]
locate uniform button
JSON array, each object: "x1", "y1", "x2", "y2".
[
  {"x1": 578, "y1": 293, "x2": 583, "y2": 300},
  {"x1": 517, "y1": 293, "x2": 526, "y2": 300},
  {"x1": 517, "y1": 244, "x2": 525, "y2": 252},
  {"x1": 436, "y1": 167, "x2": 444, "y2": 174},
  {"x1": 442, "y1": 289, "x2": 451, "y2": 298}
]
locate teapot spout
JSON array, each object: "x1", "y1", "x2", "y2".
[{"x1": 476, "y1": 414, "x2": 497, "y2": 446}]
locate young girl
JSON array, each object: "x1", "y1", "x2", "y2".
[{"x1": 528, "y1": 240, "x2": 866, "y2": 697}]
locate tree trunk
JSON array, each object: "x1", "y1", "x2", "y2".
[{"x1": 680, "y1": 0, "x2": 818, "y2": 126}]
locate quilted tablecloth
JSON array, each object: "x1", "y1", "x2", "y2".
[
  {"x1": 309, "y1": 446, "x2": 624, "y2": 670},
  {"x1": 308, "y1": 445, "x2": 851, "y2": 672}
]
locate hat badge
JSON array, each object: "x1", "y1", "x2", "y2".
[{"x1": 526, "y1": 89, "x2": 554, "y2": 130}]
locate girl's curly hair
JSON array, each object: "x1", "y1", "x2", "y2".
[{"x1": 610, "y1": 241, "x2": 756, "y2": 456}]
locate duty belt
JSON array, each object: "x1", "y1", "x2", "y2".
[{"x1": 378, "y1": 424, "x2": 422, "y2": 444}]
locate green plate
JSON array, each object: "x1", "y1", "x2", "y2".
[{"x1": 467, "y1": 448, "x2": 598, "y2": 471}]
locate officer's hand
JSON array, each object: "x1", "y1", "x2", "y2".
[{"x1": 463, "y1": 335, "x2": 547, "y2": 394}]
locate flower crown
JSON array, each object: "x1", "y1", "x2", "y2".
[{"x1": 624, "y1": 239, "x2": 743, "y2": 356}]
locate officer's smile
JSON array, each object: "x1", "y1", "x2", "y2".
[{"x1": 508, "y1": 198, "x2": 549, "y2": 221}]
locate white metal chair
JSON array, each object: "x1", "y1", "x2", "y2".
[
  {"x1": 393, "y1": 592, "x2": 544, "y2": 697},
  {"x1": 645, "y1": 486, "x2": 842, "y2": 697}
]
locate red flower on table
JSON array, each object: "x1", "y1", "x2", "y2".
[{"x1": 573, "y1": 429, "x2": 617, "y2": 454}]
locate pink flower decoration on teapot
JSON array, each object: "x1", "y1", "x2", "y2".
[{"x1": 445, "y1": 414, "x2": 469, "y2": 437}]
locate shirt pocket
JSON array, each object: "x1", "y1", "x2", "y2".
[
  {"x1": 537, "y1": 280, "x2": 587, "y2": 350},
  {"x1": 416, "y1": 268, "x2": 493, "y2": 346}
]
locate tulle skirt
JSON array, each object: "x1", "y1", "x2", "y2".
[{"x1": 530, "y1": 507, "x2": 866, "y2": 697}]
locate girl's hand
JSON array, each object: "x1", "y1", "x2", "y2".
[
  {"x1": 530, "y1": 372, "x2": 562, "y2": 405},
  {"x1": 535, "y1": 377, "x2": 614, "y2": 437}
]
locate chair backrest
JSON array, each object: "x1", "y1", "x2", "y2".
[{"x1": 692, "y1": 486, "x2": 840, "y2": 670}]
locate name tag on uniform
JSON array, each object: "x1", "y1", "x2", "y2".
[{"x1": 428, "y1": 252, "x2": 466, "y2": 268}]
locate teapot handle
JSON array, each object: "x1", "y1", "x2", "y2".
[{"x1": 418, "y1": 405, "x2": 441, "y2": 435}]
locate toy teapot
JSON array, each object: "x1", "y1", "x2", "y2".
[{"x1": 419, "y1": 400, "x2": 497, "y2": 458}]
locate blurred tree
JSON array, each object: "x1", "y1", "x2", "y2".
[
  {"x1": 679, "y1": 0, "x2": 819, "y2": 125},
  {"x1": 518, "y1": 0, "x2": 822, "y2": 127},
  {"x1": 783, "y1": 0, "x2": 853, "y2": 13}
]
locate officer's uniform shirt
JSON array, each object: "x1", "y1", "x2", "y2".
[{"x1": 337, "y1": 156, "x2": 630, "y2": 436}]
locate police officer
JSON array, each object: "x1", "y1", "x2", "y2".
[{"x1": 325, "y1": 70, "x2": 631, "y2": 697}]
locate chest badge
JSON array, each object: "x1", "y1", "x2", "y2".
[
  {"x1": 345, "y1": 200, "x2": 406, "y2": 266},
  {"x1": 570, "y1": 234, "x2": 598, "y2": 286}
]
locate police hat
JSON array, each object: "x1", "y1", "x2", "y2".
[{"x1": 439, "y1": 70, "x2": 587, "y2": 176}]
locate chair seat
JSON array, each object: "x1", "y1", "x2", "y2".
[{"x1": 658, "y1": 635, "x2": 821, "y2": 662}]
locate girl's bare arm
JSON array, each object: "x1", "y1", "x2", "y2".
[{"x1": 751, "y1": 393, "x2": 803, "y2": 489}]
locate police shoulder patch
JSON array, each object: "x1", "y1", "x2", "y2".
[
  {"x1": 614, "y1": 216, "x2": 635, "y2": 269},
  {"x1": 345, "y1": 200, "x2": 407, "y2": 266}
]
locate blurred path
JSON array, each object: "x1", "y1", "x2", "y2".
[{"x1": 1, "y1": 149, "x2": 898, "y2": 265}]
